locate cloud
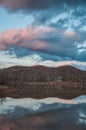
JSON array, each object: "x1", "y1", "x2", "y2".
[
  {"x1": 0, "y1": 50, "x2": 86, "y2": 71},
  {"x1": 0, "y1": 0, "x2": 85, "y2": 33},
  {"x1": 46, "y1": 8, "x2": 86, "y2": 32},
  {"x1": 0, "y1": 50, "x2": 42, "y2": 68},
  {"x1": 0, "y1": 0, "x2": 85, "y2": 11},
  {"x1": 0, "y1": 25, "x2": 54, "y2": 50},
  {"x1": 72, "y1": 61, "x2": 86, "y2": 71},
  {"x1": 31, "y1": 4, "x2": 86, "y2": 32},
  {"x1": 0, "y1": 1, "x2": 86, "y2": 70},
  {"x1": 0, "y1": 25, "x2": 86, "y2": 61},
  {"x1": 0, "y1": 0, "x2": 85, "y2": 26}
]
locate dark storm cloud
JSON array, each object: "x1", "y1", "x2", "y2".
[
  {"x1": 32, "y1": 29, "x2": 86, "y2": 61},
  {"x1": 0, "y1": 0, "x2": 86, "y2": 31},
  {"x1": 31, "y1": 3, "x2": 86, "y2": 32},
  {"x1": 0, "y1": 0, "x2": 85, "y2": 11},
  {"x1": 36, "y1": 32, "x2": 61, "y2": 43}
]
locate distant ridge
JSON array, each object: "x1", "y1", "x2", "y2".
[{"x1": 3, "y1": 64, "x2": 86, "y2": 71}]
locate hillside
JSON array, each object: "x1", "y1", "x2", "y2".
[
  {"x1": 0, "y1": 65, "x2": 86, "y2": 99},
  {"x1": 1, "y1": 65, "x2": 86, "y2": 83}
]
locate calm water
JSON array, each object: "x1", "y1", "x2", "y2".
[{"x1": 0, "y1": 96, "x2": 86, "y2": 130}]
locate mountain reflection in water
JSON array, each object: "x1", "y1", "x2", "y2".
[{"x1": 0, "y1": 96, "x2": 86, "y2": 130}]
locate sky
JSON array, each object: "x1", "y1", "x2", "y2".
[{"x1": 0, "y1": 0, "x2": 86, "y2": 70}]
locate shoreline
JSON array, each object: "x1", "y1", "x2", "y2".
[{"x1": 0, "y1": 82, "x2": 86, "y2": 99}]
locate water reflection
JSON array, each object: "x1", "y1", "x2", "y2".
[
  {"x1": 0, "y1": 97, "x2": 6, "y2": 104},
  {"x1": 77, "y1": 111, "x2": 86, "y2": 125},
  {"x1": 0, "y1": 96, "x2": 86, "y2": 130}
]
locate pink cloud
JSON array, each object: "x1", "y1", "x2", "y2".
[
  {"x1": 64, "y1": 31, "x2": 76, "y2": 36},
  {"x1": 0, "y1": 25, "x2": 54, "y2": 50},
  {"x1": 56, "y1": 61, "x2": 72, "y2": 67}
]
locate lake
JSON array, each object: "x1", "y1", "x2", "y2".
[{"x1": 0, "y1": 96, "x2": 86, "y2": 130}]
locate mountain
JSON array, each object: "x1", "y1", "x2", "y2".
[
  {"x1": 0, "y1": 65, "x2": 86, "y2": 99},
  {"x1": 1, "y1": 65, "x2": 86, "y2": 83}
]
